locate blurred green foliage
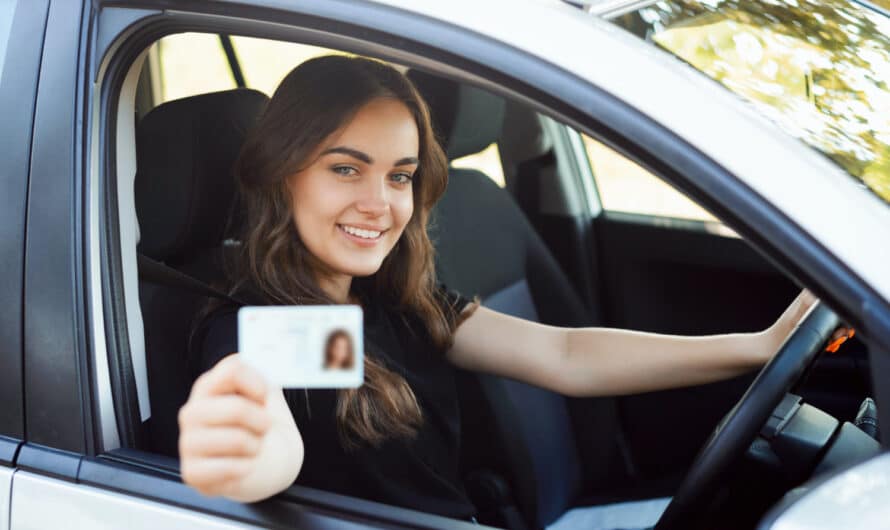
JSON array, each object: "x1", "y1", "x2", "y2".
[{"x1": 615, "y1": 0, "x2": 890, "y2": 204}]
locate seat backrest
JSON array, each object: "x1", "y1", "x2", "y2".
[
  {"x1": 134, "y1": 88, "x2": 269, "y2": 456},
  {"x1": 409, "y1": 70, "x2": 622, "y2": 528}
]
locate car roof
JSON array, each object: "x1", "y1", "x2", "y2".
[{"x1": 373, "y1": 0, "x2": 890, "y2": 302}]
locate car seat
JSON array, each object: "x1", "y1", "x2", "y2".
[{"x1": 134, "y1": 88, "x2": 269, "y2": 457}]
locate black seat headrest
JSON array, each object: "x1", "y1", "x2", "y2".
[
  {"x1": 407, "y1": 70, "x2": 505, "y2": 160},
  {"x1": 135, "y1": 89, "x2": 269, "y2": 263}
]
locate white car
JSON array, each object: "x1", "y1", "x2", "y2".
[{"x1": 0, "y1": 0, "x2": 887, "y2": 528}]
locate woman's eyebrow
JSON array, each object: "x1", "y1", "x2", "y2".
[
  {"x1": 320, "y1": 146, "x2": 418, "y2": 167},
  {"x1": 394, "y1": 156, "x2": 419, "y2": 166},
  {"x1": 321, "y1": 146, "x2": 372, "y2": 163}
]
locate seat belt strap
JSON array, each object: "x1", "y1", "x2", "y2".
[{"x1": 136, "y1": 253, "x2": 245, "y2": 306}]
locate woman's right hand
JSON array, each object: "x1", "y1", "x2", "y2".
[{"x1": 178, "y1": 354, "x2": 304, "y2": 502}]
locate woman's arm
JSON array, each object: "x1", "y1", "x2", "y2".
[
  {"x1": 447, "y1": 290, "x2": 818, "y2": 397},
  {"x1": 179, "y1": 354, "x2": 304, "y2": 502}
]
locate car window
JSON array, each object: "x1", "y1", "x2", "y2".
[
  {"x1": 228, "y1": 35, "x2": 345, "y2": 96},
  {"x1": 0, "y1": 0, "x2": 17, "y2": 85},
  {"x1": 152, "y1": 33, "x2": 235, "y2": 102},
  {"x1": 611, "y1": 0, "x2": 890, "y2": 207},
  {"x1": 146, "y1": 32, "x2": 505, "y2": 186},
  {"x1": 150, "y1": 32, "x2": 336, "y2": 103},
  {"x1": 582, "y1": 134, "x2": 718, "y2": 222},
  {"x1": 451, "y1": 143, "x2": 505, "y2": 187}
]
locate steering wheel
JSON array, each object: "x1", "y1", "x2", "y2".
[{"x1": 655, "y1": 302, "x2": 840, "y2": 530}]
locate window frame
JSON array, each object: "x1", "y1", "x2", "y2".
[
  {"x1": 20, "y1": 0, "x2": 96, "y2": 456},
  {"x1": 85, "y1": 0, "x2": 890, "y2": 527},
  {"x1": 0, "y1": 0, "x2": 48, "y2": 452}
]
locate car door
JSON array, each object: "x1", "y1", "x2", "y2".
[{"x1": 13, "y1": 1, "x2": 883, "y2": 528}]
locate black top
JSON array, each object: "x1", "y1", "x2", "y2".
[{"x1": 193, "y1": 284, "x2": 476, "y2": 520}]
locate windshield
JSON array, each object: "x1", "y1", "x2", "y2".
[{"x1": 610, "y1": 0, "x2": 890, "y2": 205}]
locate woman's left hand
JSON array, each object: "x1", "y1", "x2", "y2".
[{"x1": 763, "y1": 289, "x2": 852, "y2": 360}]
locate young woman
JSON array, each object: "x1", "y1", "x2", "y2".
[{"x1": 177, "y1": 55, "x2": 825, "y2": 522}]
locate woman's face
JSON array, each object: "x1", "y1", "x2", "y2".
[
  {"x1": 287, "y1": 97, "x2": 418, "y2": 282},
  {"x1": 326, "y1": 335, "x2": 352, "y2": 369}
]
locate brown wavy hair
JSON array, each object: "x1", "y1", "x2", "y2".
[{"x1": 230, "y1": 55, "x2": 476, "y2": 449}]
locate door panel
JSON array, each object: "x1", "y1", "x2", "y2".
[
  {"x1": 591, "y1": 213, "x2": 869, "y2": 478},
  {"x1": 553, "y1": 129, "x2": 871, "y2": 480}
]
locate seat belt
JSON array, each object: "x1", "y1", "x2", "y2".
[{"x1": 136, "y1": 252, "x2": 245, "y2": 306}]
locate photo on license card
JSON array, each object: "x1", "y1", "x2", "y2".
[{"x1": 238, "y1": 305, "x2": 364, "y2": 388}]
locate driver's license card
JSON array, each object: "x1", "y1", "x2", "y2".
[{"x1": 238, "y1": 305, "x2": 363, "y2": 388}]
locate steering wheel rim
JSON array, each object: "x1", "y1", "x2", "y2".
[{"x1": 655, "y1": 302, "x2": 840, "y2": 530}]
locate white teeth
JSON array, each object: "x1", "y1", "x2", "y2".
[{"x1": 341, "y1": 225, "x2": 382, "y2": 239}]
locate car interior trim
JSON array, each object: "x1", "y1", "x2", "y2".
[
  {"x1": 113, "y1": 48, "x2": 152, "y2": 425},
  {"x1": 536, "y1": 117, "x2": 592, "y2": 217},
  {"x1": 562, "y1": 125, "x2": 603, "y2": 217},
  {"x1": 87, "y1": 46, "x2": 124, "y2": 453}
]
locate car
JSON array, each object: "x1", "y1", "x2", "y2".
[{"x1": 0, "y1": 0, "x2": 888, "y2": 528}]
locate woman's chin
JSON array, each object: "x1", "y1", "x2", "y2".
[{"x1": 337, "y1": 260, "x2": 385, "y2": 278}]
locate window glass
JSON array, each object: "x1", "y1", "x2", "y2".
[
  {"x1": 451, "y1": 143, "x2": 506, "y2": 187},
  {"x1": 0, "y1": 0, "x2": 17, "y2": 86},
  {"x1": 155, "y1": 33, "x2": 235, "y2": 102},
  {"x1": 152, "y1": 33, "x2": 342, "y2": 104},
  {"x1": 612, "y1": 0, "x2": 890, "y2": 207},
  {"x1": 583, "y1": 134, "x2": 718, "y2": 222},
  {"x1": 230, "y1": 36, "x2": 340, "y2": 95},
  {"x1": 149, "y1": 32, "x2": 505, "y2": 186}
]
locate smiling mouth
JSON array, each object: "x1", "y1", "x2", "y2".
[{"x1": 337, "y1": 224, "x2": 387, "y2": 240}]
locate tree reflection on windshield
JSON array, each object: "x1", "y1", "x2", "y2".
[{"x1": 614, "y1": 0, "x2": 890, "y2": 204}]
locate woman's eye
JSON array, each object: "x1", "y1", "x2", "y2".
[
  {"x1": 332, "y1": 166, "x2": 358, "y2": 176},
  {"x1": 390, "y1": 172, "x2": 414, "y2": 185}
]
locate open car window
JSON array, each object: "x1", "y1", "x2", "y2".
[{"x1": 143, "y1": 33, "x2": 505, "y2": 185}]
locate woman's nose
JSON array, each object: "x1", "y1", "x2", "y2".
[{"x1": 354, "y1": 177, "x2": 390, "y2": 217}]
